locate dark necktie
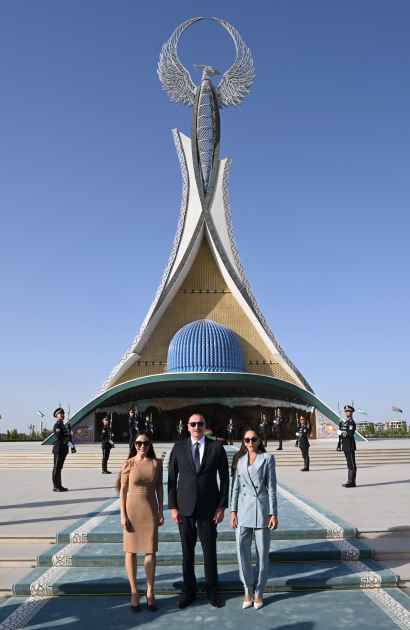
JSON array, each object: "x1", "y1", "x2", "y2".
[{"x1": 194, "y1": 442, "x2": 201, "y2": 473}]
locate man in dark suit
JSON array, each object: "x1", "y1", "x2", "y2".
[
  {"x1": 339, "y1": 405, "x2": 357, "y2": 488},
  {"x1": 168, "y1": 413, "x2": 230, "y2": 610},
  {"x1": 101, "y1": 416, "x2": 114, "y2": 474},
  {"x1": 177, "y1": 420, "x2": 185, "y2": 441},
  {"x1": 128, "y1": 410, "x2": 138, "y2": 449},
  {"x1": 226, "y1": 419, "x2": 236, "y2": 445},
  {"x1": 52, "y1": 407, "x2": 73, "y2": 492},
  {"x1": 274, "y1": 408, "x2": 283, "y2": 450}
]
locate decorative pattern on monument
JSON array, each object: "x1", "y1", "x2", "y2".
[
  {"x1": 277, "y1": 486, "x2": 344, "y2": 539},
  {"x1": 345, "y1": 560, "x2": 384, "y2": 588},
  {"x1": 364, "y1": 589, "x2": 410, "y2": 630},
  {"x1": 114, "y1": 363, "x2": 168, "y2": 386},
  {"x1": 221, "y1": 158, "x2": 314, "y2": 394},
  {"x1": 100, "y1": 129, "x2": 188, "y2": 394},
  {"x1": 0, "y1": 597, "x2": 49, "y2": 630},
  {"x1": 52, "y1": 543, "x2": 84, "y2": 566},
  {"x1": 69, "y1": 499, "x2": 121, "y2": 543},
  {"x1": 72, "y1": 411, "x2": 94, "y2": 443},
  {"x1": 113, "y1": 237, "x2": 299, "y2": 386},
  {"x1": 30, "y1": 567, "x2": 68, "y2": 596},
  {"x1": 316, "y1": 409, "x2": 339, "y2": 439}
]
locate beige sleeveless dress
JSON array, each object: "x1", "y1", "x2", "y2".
[{"x1": 121, "y1": 457, "x2": 163, "y2": 553}]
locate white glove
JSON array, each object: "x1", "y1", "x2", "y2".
[
  {"x1": 68, "y1": 441, "x2": 74, "y2": 448},
  {"x1": 337, "y1": 430, "x2": 342, "y2": 436},
  {"x1": 295, "y1": 432, "x2": 300, "y2": 436},
  {"x1": 70, "y1": 430, "x2": 74, "y2": 435},
  {"x1": 109, "y1": 440, "x2": 114, "y2": 445},
  {"x1": 111, "y1": 433, "x2": 114, "y2": 437}
]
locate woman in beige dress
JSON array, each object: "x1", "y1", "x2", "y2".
[{"x1": 117, "y1": 431, "x2": 164, "y2": 613}]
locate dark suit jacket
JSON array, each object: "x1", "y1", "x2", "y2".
[
  {"x1": 342, "y1": 419, "x2": 356, "y2": 452},
  {"x1": 52, "y1": 421, "x2": 69, "y2": 455},
  {"x1": 168, "y1": 436, "x2": 230, "y2": 518}
]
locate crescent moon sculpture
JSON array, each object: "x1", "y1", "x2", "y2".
[{"x1": 158, "y1": 17, "x2": 255, "y2": 196}]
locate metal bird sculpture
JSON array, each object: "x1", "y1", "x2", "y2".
[{"x1": 158, "y1": 17, "x2": 255, "y2": 196}]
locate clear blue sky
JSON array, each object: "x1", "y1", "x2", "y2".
[{"x1": 1, "y1": 0, "x2": 409, "y2": 432}]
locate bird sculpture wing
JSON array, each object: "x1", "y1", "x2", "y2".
[
  {"x1": 213, "y1": 18, "x2": 255, "y2": 109},
  {"x1": 157, "y1": 17, "x2": 202, "y2": 107}
]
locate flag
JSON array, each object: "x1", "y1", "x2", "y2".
[
  {"x1": 392, "y1": 407, "x2": 402, "y2": 413},
  {"x1": 357, "y1": 409, "x2": 368, "y2": 415},
  {"x1": 36, "y1": 411, "x2": 45, "y2": 417}
]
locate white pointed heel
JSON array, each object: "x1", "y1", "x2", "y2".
[
  {"x1": 243, "y1": 599, "x2": 253, "y2": 609},
  {"x1": 254, "y1": 601, "x2": 263, "y2": 610}
]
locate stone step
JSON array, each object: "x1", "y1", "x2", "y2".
[
  {"x1": 55, "y1": 491, "x2": 357, "y2": 543},
  {"x1": 36, "y1": 539, "x2": 373, "y2": 567},
  {"x1": 13, "y1": 560, "x2": 398, "y2": 596}
]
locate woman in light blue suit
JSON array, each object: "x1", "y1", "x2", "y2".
[{"x1": 230, "y1": 429, "x2": 278, "y2": 610}]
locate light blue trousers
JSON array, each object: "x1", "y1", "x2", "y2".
[{"x1": 236, "y1": 526, "x2": 271, "y2": 598}]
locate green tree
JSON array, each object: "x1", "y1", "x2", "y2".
[{"x1": 10, "y1": 429, "x2": 18, "y2": 440}]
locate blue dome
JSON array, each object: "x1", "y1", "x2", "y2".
[{"x1": 167, "y1": 319, "x2": 245, "y2": 373}]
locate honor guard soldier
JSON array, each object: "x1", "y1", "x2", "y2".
[
  {"x1": 145, "y1": 416, "x2": 154, "y2": 440},
  {"x1": 296, "y1": 417, "x2": 310, "y2": 471},
  {"x1": 101, "y1": 416, "x2": 114, "y2": 474},
  {"x1": 128, "y1": 410, "x2": 138, "y2": 449},
  {"x1": 273, "y1": 409, "x2": 283, "y2": 450},
  {"x1": 260, "y1": 414, "x2": 268, "y2": 448},
  {"x1": 226, "y1": 419, "x2": 236, "y2": 445},
  {"x1": 339, "y1": 405, "x2": 357, "y2": 487},
  {"x1": 177, "y1": 420, "x2": 185, "y2": 441},
  {"x1": 52, "y1": 407, "x2": 73, "y2": 492}
]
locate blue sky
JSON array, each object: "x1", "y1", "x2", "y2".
[{"x1": 1, "y1": 0, "x2": 409, "y2": 432}]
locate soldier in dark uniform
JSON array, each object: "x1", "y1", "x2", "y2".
[
  {"x1": 177, "y1": 420, "x2": 185, "y2": 441},
  {"x1": 226, "y1": 419, "x2": 236, "y2": 445},
  {"x1": 339, "y1": 405, "x2": 357, "y2": 488},
  {"x1": 145, "y1": 416, "x2": 154, "y2": 440},
  {"x1": 52, "y1": 407, "x2": 72, "y2": 492},
  {"x1": 296, "y1": 417, "x2": 310, "y2": 471},
  {"x1": 101, "y1": 416, "x2": 114, "y2": 474},
  {"x1": 273, "y1": 409, "x2": 283, "y2": 450},
  {"x1": 128, "y1": 410, "x2": 138, "y2": 449},
  {"x1": 260, "y1": 414, "x2": 268, "y2": 448}
]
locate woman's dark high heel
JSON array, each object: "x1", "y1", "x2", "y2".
[
  {"x1": 147, "y1": 594, "x2": 158, "y2": 612},
  {"x1": 130, "y1": 592, "x2": 141, "y2": 613},
  {"x1": 130, "y1": 603, "x2": 141, "y2": 613},
  {"x1": 147, "y1": 603, "x2": 158, "y2": 612}
]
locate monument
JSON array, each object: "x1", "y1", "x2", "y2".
[{"x1": 44, "y1": 18, "x2": 358, "y2": 445}]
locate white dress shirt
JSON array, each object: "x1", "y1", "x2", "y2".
[{"x1": 191, "y1": 435, "x2": 205, "y2": 465}]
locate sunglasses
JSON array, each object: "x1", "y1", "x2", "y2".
[
  {"x1": 244, "y1": 437, "x2": 259, "y2": 444},
  {"x1": 189, "y1": 422, "x2": 205, "y2": 427},
  {"x1": 135, "y1": 440, "x2": 150, "y2": 447}
]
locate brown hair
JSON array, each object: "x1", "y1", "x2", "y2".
[
  {"x1": 115, "y1": 432, "x2": 157, "y2": 492},
  {"x1": 231, "y1": 428, "x2": 266, "y2": 476}
]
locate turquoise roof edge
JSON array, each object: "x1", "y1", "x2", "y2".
[{"x1": 42, "y1": 373, "x2": 366, "y2": 445}]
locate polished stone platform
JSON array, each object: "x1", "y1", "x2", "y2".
[{"x1": 2, "y1": 446, "x2": 409, "y2": 629}]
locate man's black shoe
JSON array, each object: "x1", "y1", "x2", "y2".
[
  {"x1": 276, "y1": 448, "x2": 283, "y2": 451},
  {"x1": 342, "y1": 482, "x2": 356, "y2": 488},
  {"x1": 209, "y1": 593, "x2": 222, "y2": 608},
  {"x1": 177, "y1": 593, "x2": 196, "y2": 609},
  {"x1": 102, "y1": 471, "x2": 112, "y2": 474},
  {"x1": 59, "y1": 486, "x2": 68, "y2": 492},
  {"x1": 53, "y1": 487, "x2": 62, "y2": 492}
]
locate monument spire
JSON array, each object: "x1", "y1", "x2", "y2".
[{"x1": 98, "y1": 18, "x2": 312, "y2": 396}]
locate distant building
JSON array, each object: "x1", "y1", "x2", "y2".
[
  {"x1": 356, "y1": 420, "x2": 371, "y2": 432},
  {"x1": 374, "y1": 422, "x2": 385, "y2": 432},
  {"x1": 385, "y1": 420, "x2": 407, "y2": 431}
]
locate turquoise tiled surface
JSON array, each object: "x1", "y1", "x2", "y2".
[{"x1": 37, "y1": 538, "x2": 373, "y2": 567}]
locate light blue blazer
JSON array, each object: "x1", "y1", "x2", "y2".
[{"x1": 230, "y1": 452, "x2": 277, "y2": 528}]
